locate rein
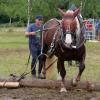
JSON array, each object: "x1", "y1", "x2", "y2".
[{"x1": 47, "y1": 26, "x2": 61, "y2": 56}]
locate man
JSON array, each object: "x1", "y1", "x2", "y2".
[
  {"x1": 69, "y1": 4, "x2": 83, "y2": 25},
  {"x1": 25, "y1": 15, "x2": 43, "y2": 79}
]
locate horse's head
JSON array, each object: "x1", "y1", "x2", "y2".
[{"x1": 58, "y1": 8, "x2": 80, "y2": 48}]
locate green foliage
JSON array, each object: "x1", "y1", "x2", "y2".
[
  {"x1": 82, "y1": 0, "x2": 100, "y2": 18},
  {"x1": 0, "y1": 0, "x2": 100, "y2": 26}
]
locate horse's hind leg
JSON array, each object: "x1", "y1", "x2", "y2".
[
  {"x1": 41, "y1": 45, "x2": 48, "y2": 79},
  {"x1": 57, "y1": 59, "x2": 67, "y2": 92},
  {"x1": 41, "y1": 55, "x2": 46, "y2": 79}
]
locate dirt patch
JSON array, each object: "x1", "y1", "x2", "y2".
[{"x1": 0, "y1": 88, "x2": 100, "y2": 100}]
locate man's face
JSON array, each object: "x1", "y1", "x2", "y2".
[{"x1": 35, "y1": 19, "x2": 43, "y2": 26}]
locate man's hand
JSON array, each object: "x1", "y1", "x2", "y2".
[{"x1": 25, "y1": 32, "x2": 36, "y2": 36}]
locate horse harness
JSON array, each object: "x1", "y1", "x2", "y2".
[
  {"x1": 47, "y1": 19, "x2": 85, "y2": 57},
  {"x1": 47, "y1": 25, "x2": 62, "y2": 56},
  {"x1": 47, "y1": 22, "x2": 68, "y2": 56}
]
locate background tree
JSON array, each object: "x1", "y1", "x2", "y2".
[{"x1": 0, "y1": 0, "x2": 99, "y2": 26}]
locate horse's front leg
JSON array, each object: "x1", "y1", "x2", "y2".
[
  {"x1": 57, "y1": 59, "x2": 67, "y2": 92},
  {"x1": 72, "y1": 60, "x2": 85, "y2": 86}
]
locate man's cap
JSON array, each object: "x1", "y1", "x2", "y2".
[
  {"x1": 35, "y1": 15, "x2": 43, "y2": 20},
  {"x1": 69, "y1": 4, "x2": 77, "y2": 11}
]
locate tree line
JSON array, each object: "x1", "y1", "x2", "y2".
[{"x1": 0, "y1": 0, "x2": 99, "y2": 26}]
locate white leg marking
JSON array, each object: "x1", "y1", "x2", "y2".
[
  {"x1": 57, "y1": 73, "x2": 61, "y2": 80},
  {"x1": 60, "y1": 87, "x2": 67, "y2": 92}
]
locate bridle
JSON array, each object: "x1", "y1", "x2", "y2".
[{"x1": 60, "y1": 16, "x2": 81, "y2": 49}]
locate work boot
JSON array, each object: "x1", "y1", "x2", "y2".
[
  {"x1": 38, "y1": 73, "x2": 45, "y2": 79},
  {"x1": 32, "y1": 74, "x2": 36, "y2": 79}
]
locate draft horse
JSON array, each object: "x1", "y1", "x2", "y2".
[{"x1": 42, "y1": 8, "x2": 86, "y2": 92}]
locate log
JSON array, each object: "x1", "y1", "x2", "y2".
[
  {"x1": 0, "y1": 82, "x2": 19, "y2": 88},
  {"x1": 20, "y1": 79, "x2": 100, "y2": 91},
  {"x1": 0, "y1": 78, "x2": 100, "y2": 91}
]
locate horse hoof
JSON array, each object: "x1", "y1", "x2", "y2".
[
  {"x1": 71, "y1": 77, "x2": 78, "y2": 87},
  {"x1": 87, "y1": 81, "x2": 95, "y2": 91},
  {"x1": 60, "y1": 88, "x2": 67, "y2": 93}
]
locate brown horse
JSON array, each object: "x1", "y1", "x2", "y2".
[{"x1": 42, "y1": 8, "x2": 86, "y2": 92}]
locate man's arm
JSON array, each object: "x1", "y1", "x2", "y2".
[
  {"x1": 25, "y1": 32, "x2": 36, "y2": 37},
  {"x1": 25, "y1": 24, "x2": 37, "y2": 37}
]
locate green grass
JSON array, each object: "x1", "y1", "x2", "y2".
[
  {"x1": 0, "y1": 30, "x2": 100, "y2": 82},
  {"x1": 0, "y1": 31, "x2": 28, "y2": 48},
  {"x1": 0, "y1": 30, "x2": 30, "y2": 77}
]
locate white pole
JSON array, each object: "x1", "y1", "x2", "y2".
[
  {"x1": 80, "y1": 0, "x2": 82, "y2": 12},
  {"x1": 27, "y1": 0, "x2": 31, "y2": 27},
  {"x1": 93, "y1": 18, "x2": 96, "y2": 40}
]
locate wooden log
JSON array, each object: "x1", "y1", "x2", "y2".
[
  {"x1": 0, "y1": 77, "x2": 19, "y2": 88},
  {"x1": 20, "y1": 79, "x2": 100, "y2": 91},
  {"x1": 0, "y1": 82, "x2": 19, "y2": 88},
  {"x1": 0, "y1": 78, "x2": 100, "y2": 91},
  {"x1": 20, "y1": 79, "x2": 99, "y2": 91}
]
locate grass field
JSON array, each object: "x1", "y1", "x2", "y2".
[{"x1": 0, "y1": 28, "x2": 100, "y2": 82}]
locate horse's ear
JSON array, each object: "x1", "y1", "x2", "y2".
[
  {"x1": 58, "y1": 8, "x2": 65, "y2": 17},
  {"x1": 73, "y1": 8, "x2": 80, "y2": 18}
]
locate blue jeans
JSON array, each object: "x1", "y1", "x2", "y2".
[{"x1": 29, "y1": 42, "x2": 43, "y2": 76}]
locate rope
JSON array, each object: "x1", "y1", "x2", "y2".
[
  {"x1": 19, "y1": 52, "x2": 31, "y2": 78},
  {"x1": 17, "y1": 53, "x2": 48, "y2": 81}
]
